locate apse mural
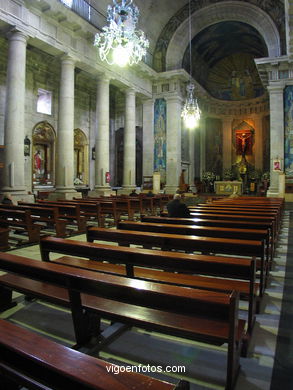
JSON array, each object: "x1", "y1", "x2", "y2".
[
  {"x1": 284, "y1": 85, "x2": 293, "y2": 176},
  {"x1": 154, "y1": 98, "x2": 167, "y2": 183}
]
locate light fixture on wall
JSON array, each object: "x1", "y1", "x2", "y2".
[
  {"x1": 181, "y1": 0, "x2": 201, "y2": 129},
  {"x1": 24, "y1": 136, "x2": 31, "y2": 156},
  {"x1": 92, "y1": 146, "x2": 96, "y2": 160},
  {"x1": 94, "y1": 0, "x2": 149, "y2": 67}
]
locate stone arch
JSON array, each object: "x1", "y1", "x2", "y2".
[{"x1": 165, "y1": 2, "x2": 281, "y2": 72}]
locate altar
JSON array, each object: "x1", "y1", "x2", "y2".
[{"x1": 214, "y1": 181, "x2": 242, "y2": 195}]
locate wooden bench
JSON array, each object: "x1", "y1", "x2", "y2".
[
  {"x1": 0, "y1": 319, "x2": 186, "y2": 390},
  {"x1": 20, "y1": 201, "x2": 87, "y2": 233},
  {"x1": 0, "y1": 227, "x2": 9, "y2": 250},
  {"x1": 0, "y1": 252, "x2": 245, "y2": 390},
  {"x1": 188, "y1": 206, "x2": 280, "y2": 233},
  {"x1": 141, "y1": 215, "x2": 275, "y2": 258},
  {"x1": 118, "y1": 220, "x2": 271, "y2": 262},
  {"x1": 0, "y1": 204, "x2": 68, "y2": 237},
  {"x1": 0, "y1": 208, "x2": 40, "y2": 243},
  {"x1": 40, "y1": 236, "x2": 257, "y2": 335},
  {"x1": 87, "y1": 226, "x2": 266, "y2": 295}
]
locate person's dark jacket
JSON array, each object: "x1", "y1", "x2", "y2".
[
  {"x1": 1, "y1": 197, "x2": 12, "y2": 205},
  {"x1": 167, "y1": 199, "x2": 190, "y2": 218}
]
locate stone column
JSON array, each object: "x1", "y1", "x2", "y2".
[
  {"x1": 199, "y1": 116, "x2": 206, "y2": 178},
  {"x1": 123, "y1": 88, "x2": 136, "y2": 190},
  {"x1": 2, "y1": 30, "x2": 28, "y2": 200},
  {"x1": 53, "y1": 55, "x2": 77, "y2": 199},
  {"x1": 267, "y1": 83, "x2": 284, "y2": 197},
  {"x1": 142, "y1": 98, "x2": 154, "y2": 179},
  {"x1": 165, "y1": 95, "x2": 182, "y2": 193},
  {"x1": 188, "y1": 127, "x2": 196, "y2": 191},
  {"x1": 94, "y1": 75, "x2": 111, "y2": 194},
  {"x1": 222, "y1": 117, "x2": 233, "y2": 171},
  {"x1": 254, "y1": 115, "x2": 263, "y2": 170}
]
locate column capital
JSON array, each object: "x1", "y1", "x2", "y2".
[
  {"x1": 6, "y1": 29, "x2": 29, "y2": 43},
  {"x1": 165, "y1": 93, "x2": 183, "y2": 103},
  {"x1": 266, "y1": 83, "x2": 285, "y2": 94},
  {"x1": 142, "y1": 97, "x2": 154, "y2": 105},
  {"x1": 60, "y1": 53, "x2": 76, "y2": 66},
  {"x1": 125, "y1": 87, "x2": 136, "y2": 97},
  {"x1": 96, "y1": 73, "x2": 111, "y2": 83}
]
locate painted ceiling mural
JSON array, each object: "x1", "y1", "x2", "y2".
[
  {"x1": 182, "y1": 21, "x2": 267, "y2": 101},
  {"x1": 153, "y1": 0, "x2": 285, "y2": 74}
]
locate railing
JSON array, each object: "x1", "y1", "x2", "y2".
[{"x1": 58, "y1": 0, "x2": 153, "y2": 67}]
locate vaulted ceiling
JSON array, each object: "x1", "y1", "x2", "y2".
[{"x1": 90, "y1": 0, "x2": 284, "y2": 101}]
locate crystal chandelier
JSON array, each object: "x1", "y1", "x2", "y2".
[
  {"x1": 181, "y1": 0, "x2": 201, "y2": 129},
  {"x1": 94, "y1": 0, "x2": 149, "y2": 67}
]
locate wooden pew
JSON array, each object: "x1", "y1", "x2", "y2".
[
  {"x1": 86, "y1": 226, "x2": 266, "y2": 296},
  {"x1": 0, "y1": 319, "x2": 185, "y2": 390},
  {"x1": 0, "y1": 227, "x2": 9, "y2": 250},
  {"x1": 118, "y1": 219, "x2": 270, "y2": 252},
  {"x1": 0, "y1": 204, "x2": 68, "y2": 237},
  {"x1": 0, "y1": 252, "x2": 245, "y2": 390},
  {"x1": 188, "y1": 206, "x2": 280, "y2": 232},
  {"x1": 20, "y1": 201, "x2": 86, "y2": 233},
  {"x1": 0, "y1": 208, "x2": 41, "y2": 243},
  {"x1": 40, "y1": 236, "x2": 257, "y2": 334},
  {"x1": 141, "y1": 215, "x2": 275, "y2": 257}
]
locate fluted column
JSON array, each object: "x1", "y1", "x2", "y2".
[
  {"x1": 267, "y1": 83, "x2": 284, "y2": 197},
  {"x1": 95, "y1": 76, "x2": 111, "y2": 193},
  {"x1": 123, "y1": 88, "x2": 136, "y2": 189},
  {"x1": 142, "y1": 98, "x2": 154, "y2": 178},
  {"x1": 2, "y1": 30, "x2": 28, "y2": 195},
  {"x1": 165, "y1": 95, "x2": 182, "y2": 193},
  {"x1": 54, "y1": 55, "x2": 76, "y2": 198}
]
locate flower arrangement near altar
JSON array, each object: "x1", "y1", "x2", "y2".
[
  {"x1": 202, "y1": 171, "x2": 216, "y2": 183},
  {"x1": 74, "y1": 177, "x2": 83, "y2": 185}
]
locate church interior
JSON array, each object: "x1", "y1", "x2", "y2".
[{"x1": 0, "y1": 0, "x2": 293, "y2": 389}]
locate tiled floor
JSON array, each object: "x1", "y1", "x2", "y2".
[{"x1": 0, "y1": 210, "x2": 292, "y2": 390}]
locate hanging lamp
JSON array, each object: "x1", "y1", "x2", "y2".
[
  {"x1": 181, "y1": 0, "x2": 201, "y2": 129},
  {"x1": 94, "y1": 0, "x2": 149, "y2": 67}
]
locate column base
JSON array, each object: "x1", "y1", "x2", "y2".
[
  {"x1": 89, "y1": 187, "x2": 113, "y2": 197},
  {"x1": 164, "y1": 185, "x2": 178, "y2": 194},
  {"x1": 266, "y1": 187, "x2": 282, "y2": 198},
  {"x1": 120, "y1": 186, "x2": 138, "y2": 196},
  {"x1": 0, "y1": 189, "x2": 35, "y2": 204},
  {"x1": 49, "y1": 189, "x2": 80, "y2": 201}
]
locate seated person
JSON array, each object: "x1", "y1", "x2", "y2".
[
  {"x1": 146, "y1": 190, "x2": 154, "y2": 197},
  {"x1": 1, "y1": 193, "x2": 13, "y2": 205},
  {"x1": 167, "y1": 194, "x2": 190, "y2": 218},
  {"x1": 129, "y1": 189, "x2": 139, "y2": 197}
]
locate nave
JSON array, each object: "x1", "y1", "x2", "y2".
[{"x1": 0, "y1": 203, "x2": 291, "y2": 390}]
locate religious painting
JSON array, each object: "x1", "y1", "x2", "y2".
[
  {"x1": 205, "y1": 117, "x2": 223, "y2": 176},
  {"x1": 32, "y1": 122, "x2": 56, "y2": 187},
  {"x1": 284, "y1": 86, "x2": 293, "y2": 176},
  {"x1": 74, "y1": 128, "x2": 88, "y2": 186},
  {"x1": 154, "y1": 98, "x2": 166, "y2": 184},
  {"x1": 273, "y1": 159, "x2": 281, "y2": 172}
]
